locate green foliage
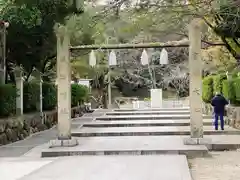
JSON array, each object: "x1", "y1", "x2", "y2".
[
  {"x1": 42, "y1": 83, "x2": 57, "y2": 111},
  {"x1": 23, "y1": 82, "x2": 39, "y2": 113},
  {"x1": 213, "y1": 75, "x2": 221, "y2": 94},
  {"x1": 213, "y1": 74, "x2": 227, "y2": 94},
  {"x1": 213, "y1": 1, "x2": 240, "y2": 59},
  {"x1": 203, "y1": 74, "x2": 240, "y2": 105},
  {"x1": 231, "y1": 69, "x2": 240, "y2": 78},
  {"x1": 222, "y1": 79, "x2": 235, "y2": 103},
  {"x1": 144, "y1": 97, "x2": 151, "y2": 101},
  {"x1": 0, "y1": 84, "x2": 17, "y2": 117},
  {"x1": 233, "y1": 78, "x2": 240, "y2": 102},
  {"x1": 71, "y1": 84, "x2": 89, "y2": 107},
  {"x1": 1, "y1": 0, "x2": 86, "y2": 82},
  {"x1": 0, "y1": 81, "x2": 90, "y2": 116},
  {"x1": 202, "y1": 76, "x2": 214, "y2": 103}
]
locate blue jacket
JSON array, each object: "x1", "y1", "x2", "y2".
[{"x1": 211, "y1": 95, "x2": 228, "y2": 114}]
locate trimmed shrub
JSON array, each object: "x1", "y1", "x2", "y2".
[
  {"x1": 0, "y1": 82, "x2": 89, "y2": 117},
  {"x1": 231, "y1": 69, "x2": 240, "y2": 79},
  {"x1": 233, "y1": 78, "x2": 240, "y2": 102},
  {"x1": 23, "y1": 82, "x2": 39, "y2": 113},
  {"x1": 222, "y1": 79, "x2": 235, "y2": 103},
  {"x1": 42, "y1": 83, "x2": 57, "y2": 111},
  {"x1": 202, "y1": 76, "x2": 213, "y2": 103},
  {"x1": 213, "y1": 74, "x2": 227, "y2": 94},
  {"x1": 0, "y1": 84, "x2": 17, "y2": 117},
  {"x1": 71, "y1": 84, "x2": 89, "y2": 107}
]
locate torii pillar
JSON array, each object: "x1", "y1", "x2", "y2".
[
  {"x1": 50, "y1": 25, "x2": 78, "y2": 147},
  {"x1": 184, "y1": 19, "x2": 211, "y2": 145}
]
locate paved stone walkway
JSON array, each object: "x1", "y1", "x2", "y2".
[
  {"x1": 1, "y1": 106, "x2": 240, "y2": 180},
  {"x1": 19, "y1": 155, "x2": 191, "y2": 180},
  {"x1": 0, "y1": 128, "x2": 57, "y2": 157},
  {"x1": 0, "y1": 117, "x2": 93, "y2": 157},
  {"x1": 0, "y1": 157, "x2": 55, "y2": 180}
]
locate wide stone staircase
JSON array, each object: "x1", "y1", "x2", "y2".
[
  {"x1": 10, "y1": 107, "x2": 240, "y2": 180},
  {"x1": 42, "y1": 107, "x2": 240, "y2": 157}
]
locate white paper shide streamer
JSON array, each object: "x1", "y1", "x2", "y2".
[
  {"x1": 108, "y1": 50, "x2": 117, "y2": 66},
  {"x1": 141, "y1": 49, "x2": 149, "y2": 65},
  {"x1": 160, "y1": 48, "x2": 168, "y2": 65},
  {"x1": 89, "y1": 50, "x2": 96, "y2": 67}
]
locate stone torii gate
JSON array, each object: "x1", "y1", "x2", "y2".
[{"x1": 53, "y1": 19, "x2": 222, "y2": 147}]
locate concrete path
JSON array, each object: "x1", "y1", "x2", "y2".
[
  {"x1": 0, "y1": 128, "x2": 57, "y2": 157},
  {"x1": 39, "y1": 136, "x2": 207, "y2": 157},
  {"x1": 1, "y1": 106, "x2": 240, "y2": 180},
  {"x1": 0, "y1": 117, "x2": 93, "y2": 157},
  {"x1": 37, "y1": 134, "x2": 240, "y2": 157},
  {"x1": 0, "y1": 157, "x2": 55, "y2": 180},
  {"x1": 19, "y1": 155, "x2": 192, "y2": 180}
]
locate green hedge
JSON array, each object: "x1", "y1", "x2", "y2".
[
  {"x1": 233, "y1": 78, "x2": 240, "y2": 102},
  {"x1": 42, "y1": 83, "x2": 89, "y2": 109},
  {"x1": 0, "y1": 82, "x2": 89, "y2": 117},
  {"x1": 23, "y1": 82, "x2": 39, "y2": 113},
  {"x1": 0, "y1": 84, "x2": 17, "y2": 117},
  {"x1": 222, "y1": 79, "x2": 235, "y2": 103},
  {"x1": 71, "y1": 84, "x2": 89, "y2": 107},
  {"x1": 213, "y1": 74, "x2": 227, "y2": 94},
  {"x1": 42, "y1": 83, "x2": 57, "y2": 111},
  {"x1": 202, "y1": 76, "x2": 213, "y2": 103},
  {"x1": 203, "y1": 74, "x2": 240, "y2": 105}
]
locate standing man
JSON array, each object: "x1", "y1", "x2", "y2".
[{"x1": 211, "y1": 92, "x2": 229, "y2": 130}]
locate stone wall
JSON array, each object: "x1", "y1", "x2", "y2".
[
  {"x1": 202, "y1": 103, "x2": 213, "y2": 116},
  {"x1": 202, "y1": 103, "x2": 240, "y2": 129},
  {"x1": 0, "y1": 106, "x2": 86, "y2": 145},
  {"x1": 226, "y1": 106, "x2": 240, "y2": 129}
]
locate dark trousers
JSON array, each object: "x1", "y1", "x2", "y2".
[{"x1": 214, "y1": 113, "x2": 224, "y2": 130}]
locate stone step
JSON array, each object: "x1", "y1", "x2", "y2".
[
  {"x1": 83, "y1": 119, "x2": 213, "y2": 127},
  {"x1": 96, "y1": 114, "x2": 212, "y2": 120},
  {"x1": 0, "y1": 157, "x2": 54, "y2": 180},
  {"x1": 106, "y1": 110, "x2": 190, "y2": 116},
  {"x1": 72, "y1": 126, "x2": 240, "y2": 137},
  {"x1": 41, "y1": 136, "x2": 208, "y2": 158},
  {"x1": 40, "y1": 135, "x2": 240, "y2": 158},
  {"x1": 114, "y1": 107, "x2": 190, "y2": 112},
  {"x1": 23, "y1": 155, "x2": 193, "y2": 180},
  {"x1": 93, "y1": 109, "x2": 112, "y2": 112}
]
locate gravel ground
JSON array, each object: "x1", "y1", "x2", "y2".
[{"x1": 190, "y1": 150, "x2": 240, "y2": 180}]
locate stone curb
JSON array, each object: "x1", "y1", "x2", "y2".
[{"x1": 72, "y1": 130, "x2": 240, "y2": 137}]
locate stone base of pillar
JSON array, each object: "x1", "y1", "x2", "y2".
[
  {"x1": 49, "y1": 139, "x2": 78, "y2": 148},
  {"x1": 183, "y1": 137, "x2": 212, "y2": 145}
]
